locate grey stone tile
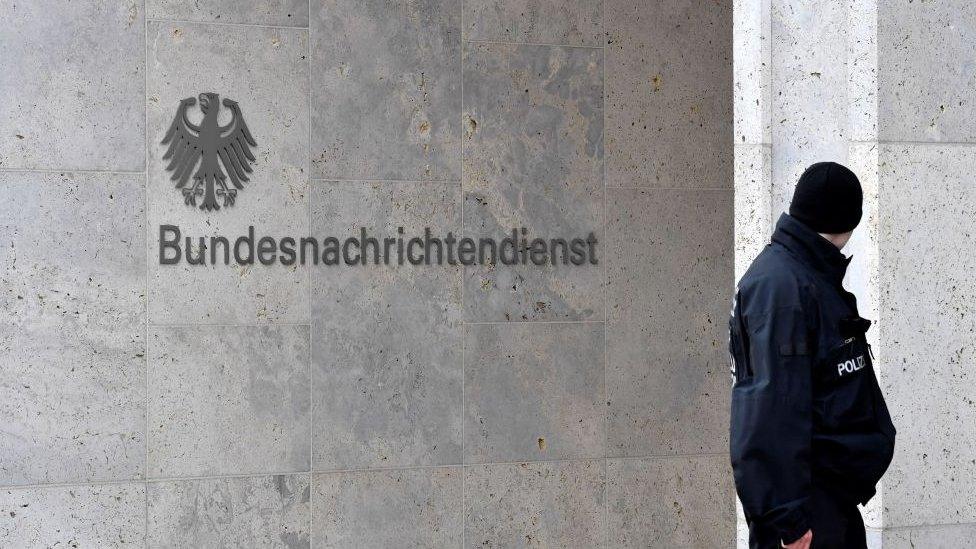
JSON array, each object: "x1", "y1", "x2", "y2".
[
  {"x1": 464, "y1": 460, "x2": 606, "y2": 548},
  {"x1": 310, "y1": 181, "x2": 462, "y2": 469},
  {"x1": 148, "y1": 474, "x2": 310, "y2": 548},
  {"x1": 148, "y1": 0, "x2": 309, "y2": 27},
  {"x1": 877, "y1": 144, "x2": 976, "y2": 526},
  {"x1": 733, "y1": 0, "x2": 771, "y2": 145},
  {"x1": 606, "y1": 189, "x2": 732, "y2": 456},
  {"x1": 0, "y1": 483, "x2": 146, "y2": 547},
  {"x1": 310, "y1": 0, "x2": 461, "y2": 180},
  {"x1": 148, "y1": 325, "x2": 310, "y2": 477},
  {"x1": 462, "y1": 42, "x2": 603, "y2": 322},
  {"x1": 606, "y1": 0, "x2": 731, "y2": 188},
  {"x1": 0, "y1": 172, "x2": 145, "y2": 485},
  {"x1": 733, "y1": 144, "x2": 772, "y2": 279},
  {"x1": 147, "y1": 21, "x2": 309, "y2": 324},
  {"x1": 878, "y1": 523, "x2": 976, "y2": 549},
  {"x1": 769, "y1": 0, "x2": 848, "y2": 212},
  {"x1": 464, "y1": 0, "x2": 602, "y2": 46},
  {"x1": 464, "y1": 322, "x2": 605, "y2": 463},
  {"x1": 607, "y1": 456, "x2": 735, "y2": 548},
  {"x1": 878, "y1": 0, "x2": 976, "y2": 141},
  {"x1": 0, "y1": 1, "x2": 145, "y2": 171},
  {"x1": 311, "y1": 467, "x2": 462, "y2": 548}
]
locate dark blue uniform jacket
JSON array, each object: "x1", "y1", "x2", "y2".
[{"x1": 729, "y1": 213, "x2": 896, "y2": 542}]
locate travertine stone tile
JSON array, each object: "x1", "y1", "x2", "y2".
[
  {"x1": 464, "y1": 322, "x2": 605, "y2": 462},
  {"x1": 607, "y1": 455, "x2": 735, "y2": 548},
  {"x1": 463, "y1": 42, "x2": 604, "y2": 322},
  {"x1": 607, "y1": 188, "x2": 733, "y2": 456},
  {"x1": 769, "y1": 0, "x2": 848, "y2": 215},
  {"x1": 148, "y1": 325, "x2": 310, "y2": 477},
  {"x1": 606, "y1": 0, "x2": 731, "y2": 188},
  {"x1": 311, "y1": 467, "x2": 462, "y2": 548},
  {"x1": 464, "y1": 460, "x2": 606, "y2": 548},
  {"x1": 310, "y1": 181, "x2": 462, "y2": 469},
  {"x1": 0, "y1": 483, "x2": 146, "y2": 547},
  {"x1": 878, "y1": 0, "x2": 976, "y2": 141},
  {"x1": 463, "y1": 0, "x2": 602, "y2": 46},
  {"x1": 877, "y1": 144, "x2": 976, "y2": 526},
  {"x1": 148, "y1": 0, "x2": 309, "y2": 26},
  {"x1": 0, "y1": 0, "x2": 145, "y2": 170},
  {"x1": 878, "y1": 523, "x2": 976, "y2": 549},
  {"x1": 0, "y1": 172, "x2": 145, "y2": 485},
  {"x1": 310, "y1": 0, "x2": 461, "y2": 180},
  {"x1": 733, "y1": 0, "x2": 771, "y2": 145},
  {"x1": 147, "y1": 21, "x2": 310, "y2": 324},
  {"x1": 733, "y1": 144, "x2": 772, "y2": 279},
  {"x1": 148, "y1": 474, "x2": 310, "y2": 548}
]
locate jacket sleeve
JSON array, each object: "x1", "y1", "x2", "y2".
[{"x1": 729, "y1": 291, "x2": 815, "y2": 544}]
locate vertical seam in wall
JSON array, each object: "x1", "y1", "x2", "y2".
[
  {"x1": 766, "y1": 0, "x2": 775, "y2": 234},
  {"x1": 459, "y1": 0, "x2": 466, "y2": 546},
  {"x1": 307, "y1": 0, "x2": 314, "y2": 544},
  {"x1": 143, "y1": 5, "x2": 150, "y2": 547},
  {"x1": 602, "y1": 1, "x2": 609, "y2": 545}
]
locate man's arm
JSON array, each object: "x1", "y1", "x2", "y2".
[{"x1": 730, "y1": 296, "x2": 815, "y2": 545}]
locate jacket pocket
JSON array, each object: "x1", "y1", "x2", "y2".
[{"x1": 820, "y1": 337, "x2": 877, "y2": 431}]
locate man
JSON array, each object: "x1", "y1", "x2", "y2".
[{"x1": 729, "y1": 162, "x2": 897, "y2": 549}]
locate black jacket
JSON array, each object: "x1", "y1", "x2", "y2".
[{"x1": 729, "y1": 213, "x2": 896, "y2": 543}]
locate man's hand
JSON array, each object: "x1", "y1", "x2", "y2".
[{"x1": 782, "y1": 529, "x2": 812, "y2": 549}]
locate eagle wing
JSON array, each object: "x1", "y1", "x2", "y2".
[
  {"x1": 216, "y1": 99, "x2": 258, "y2": 190},
  {"x1": 161, "y1": 97, "x2": 202, "y2": 188}
]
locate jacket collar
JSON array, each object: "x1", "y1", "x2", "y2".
[{"x1": 771, "y1": 213, "x2": 851, "y2": 286}]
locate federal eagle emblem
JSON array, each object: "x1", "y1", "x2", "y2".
[{"x1": 161, "y1": 92, "x2": 257, "y2": 211}]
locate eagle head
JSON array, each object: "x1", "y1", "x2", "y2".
[{"x1": 198, "y1": 92, "x2": 220, "y2": 114}]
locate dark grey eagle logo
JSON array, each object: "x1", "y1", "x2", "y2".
[{"x1": 161, "y1": 93, "x2": 257, "y2": 211}]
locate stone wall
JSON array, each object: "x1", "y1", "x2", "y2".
[
  {"x1": 0, "y1": 0, "x2": 734, "y2": 546},
  {"x1": 735, "y1": 0, "x2": 976, "y2": 546}
]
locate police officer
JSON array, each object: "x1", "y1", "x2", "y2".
[{"x1": 729, "y1": 162, "x2": 896, "y2": 549}]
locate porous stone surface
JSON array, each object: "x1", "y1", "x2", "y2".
[
  {"x1": 607, "y1": 455, "x2": 736, "y2": 548},
  {"x1": 311, "y1": 467, "x2": 462, "y2": 547},
  {"x1": 607, "y1": 188, "x2": 733, "y2": 456},
  {"x1": 463, "y1": 0, "x2": 602, "y2": 46},
  {"x1": 0, "y1": 172, "x2": 146, "y2": 486},
  {"x1": 464, "y1": 322, "x2": 605, "y2": 462},
  {"x1": 877, "y1": 523, "x2": 976, "y2": 549},
  {"x1": 464, "y1": 460, "x2": 606, "y2": 548},
  {"x1": 310, "y1": 181, "x2": 462, "y2": 470},
  {"x1": 462, "y1": 41, "x2": 604, "y2": 322},
  {"x1": 148, "y1": 0, "x2": 309, "y2": 27},
  {"x1": 877, "y1": 144, "x2": 976, "y2": 527},
  {"x1": 878, "y1": 0, "x2": 976, "y2": 142},
  {"x1": 0, "y1": 483, "x2": 146, "y2": 547},
  {"x1": 0, "y1": 0, "x2": 145, "y2": 171},
  {"x1": 606, "y1": 0, "x2": 732, "y2": 189},
  {"x1": 148, "y1": 325, "x2": 310, "y2": 477},
  {"x1": 147, "y1": 474, "x2": 310, "y2": 547},
  {"x1": 310, "y1": 0, "x2": 461, "y2": 181}
]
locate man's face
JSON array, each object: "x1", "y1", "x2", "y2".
[
  {"x1": 818, "y1": 230, "x2": 854, "y2": 250},
  {"x1": 836, "y1": 230, "x2": 854, "y2": 249},
  {"x1": 831, "y1": 230, "x2": 854, "y2": 250}
]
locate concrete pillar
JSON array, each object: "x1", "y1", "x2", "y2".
[{"x1": 736, "y1": 0, "x2": 976, "y2": 546}]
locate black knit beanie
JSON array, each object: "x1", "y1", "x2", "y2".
[{"x1": 789, "y1": 162, "x2": 863, "y2": 234}]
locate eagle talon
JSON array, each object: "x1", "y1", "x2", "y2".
[
  {"x1": 217, "y1": 188, "x2": 238, "y2": 207},
  {"x1": 182, "y1": 187, "x2": 198, "y2": 206}
]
